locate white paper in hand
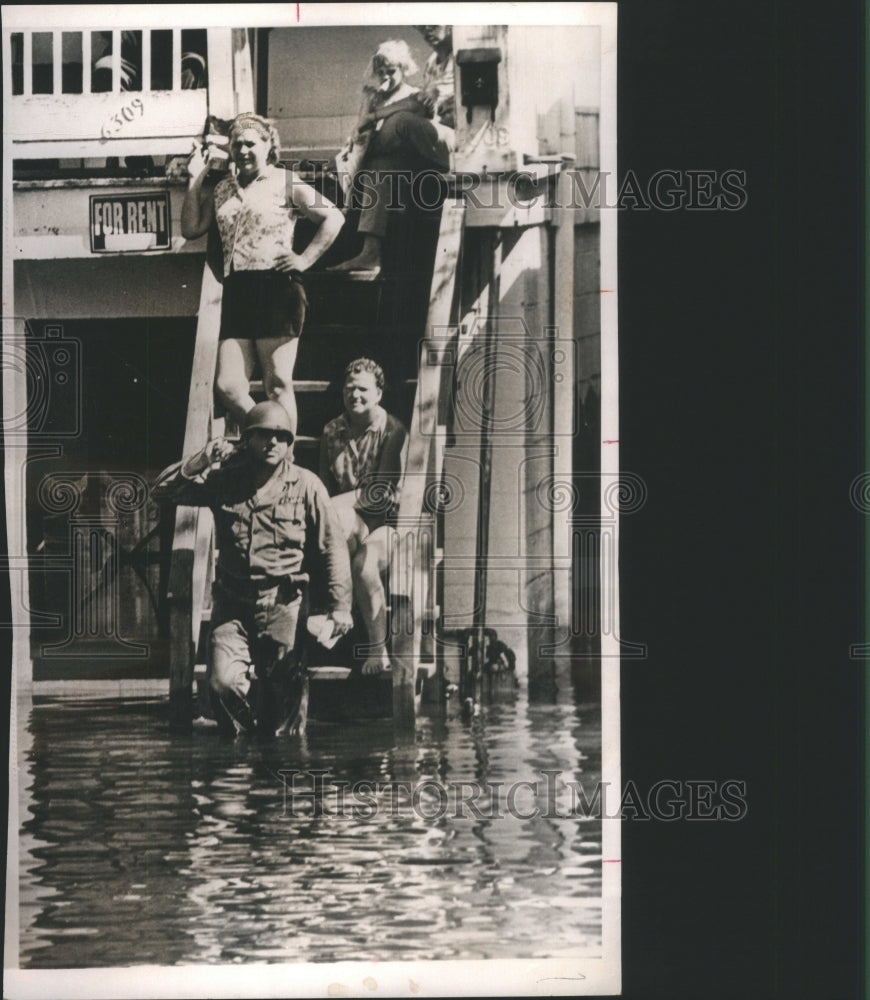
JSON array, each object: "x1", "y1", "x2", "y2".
[{"x1": 306, "y1": 614, "x2": 340, "y2": 649}]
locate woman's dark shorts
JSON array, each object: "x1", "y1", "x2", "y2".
[{"x1": 219, "y1": 269, "x2": 308, "y2": 341}]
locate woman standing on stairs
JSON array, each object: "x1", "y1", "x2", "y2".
[
  {"x1": 182, "y1": 113, "x2": 344, "y2": 433},
  {"x1": 319, "y1": 359, "x2": 408, "y2": 675}
]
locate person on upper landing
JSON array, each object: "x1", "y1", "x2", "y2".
[
  {"x1": 181, "y1": 112, "x2": 344, "y2": 435},
  {"x1": 417, "y1": 25, "x2": 455, "y2": 136},
  {"x1": 329, "y1": 35, "x2": 454, "y2": 276}
]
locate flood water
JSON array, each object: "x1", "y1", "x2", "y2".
[{"x1": 17, "y1": 694, "x2": 602, "y2": 967}]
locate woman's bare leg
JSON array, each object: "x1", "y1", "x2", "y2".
[
  {"x1": 257, "y1": 336, "x2": 300, "y2": 435},
  {"x1": 215, "y1": 339, "x2": 257, "y2": 427}
]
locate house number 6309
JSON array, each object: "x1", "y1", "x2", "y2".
[{"x1": 101, "y1": 97, "x2": 145, "y2": 139}]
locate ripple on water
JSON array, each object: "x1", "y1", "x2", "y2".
[{"x1": 18, "y1": 695, "x2": 603, "y2": 967}]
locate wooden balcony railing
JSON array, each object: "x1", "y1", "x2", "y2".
[{"x1": 3, "y1": 27, "x2": 223, "y2": 159}]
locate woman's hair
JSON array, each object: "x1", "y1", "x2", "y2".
[
  {"x1": 365, "y1": 39, "x2": 418, "y2": 85},
  {"x1": 344, "y1": 357, "x2": 385, "y2": 392},
  {"x1": 228, "y1": 112, "x2": 281, "y2": 165}
]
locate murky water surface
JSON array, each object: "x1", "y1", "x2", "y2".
[{"x1": 18, "y1": 695, "x2": 601, "y2": 966}]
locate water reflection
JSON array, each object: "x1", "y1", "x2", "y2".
[{"x1": 18, "y1": 694, "x2": 601, "y2": 966}]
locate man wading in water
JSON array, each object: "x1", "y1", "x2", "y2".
[{"x1": 153, "y1": 401, "x2": 353, "y2": 736}]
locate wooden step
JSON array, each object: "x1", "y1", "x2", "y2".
[
  {"x1": 308, "y1": 665, "x2": 352, "y2": 681},
  {"x1": 248, "y1": 379, "x2": 331, "y2": 396}
]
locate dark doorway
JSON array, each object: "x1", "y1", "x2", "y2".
[{"x1": 25, "y1": 317, "x2": 196, "y2": 679}]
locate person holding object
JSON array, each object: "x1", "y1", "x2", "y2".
[
  {"x1": 319, "y1": 359, "x2": 407, "y2": 675},
  {"x1": 181, "y1": 113, "x2": 344, "y2": 433},
  {"x1": 329, "y1": 39, "x2": 451, "y2": 276},
  {"x1": 152, "y1": 401, "x2": 354, "y2": 736}
]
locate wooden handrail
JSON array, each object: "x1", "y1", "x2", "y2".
[
  {"x1": 166, "y1": 262, "x2": 222, "y2": 726},
  {"x1": 390, "y1": 199, "x2": 465, "y2": 728},
  {"x1": 163, "y1": 29, "x2": 251, "y2": 729}
]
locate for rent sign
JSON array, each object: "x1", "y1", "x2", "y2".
[{"x1": 90, "y1": 192, "x2": 171, "y2": 253}]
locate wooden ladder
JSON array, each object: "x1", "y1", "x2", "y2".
[{"x1": 166, "y1": 199, "x2": 467, "y2": 730}]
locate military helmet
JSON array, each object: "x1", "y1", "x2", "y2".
[{"x1": 243, "y1": 401, "x2": 295, "y2": 438}]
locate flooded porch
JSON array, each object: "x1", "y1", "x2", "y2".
[{"x1": 16, "y1": 691, "x2": 602, "y2": 967}]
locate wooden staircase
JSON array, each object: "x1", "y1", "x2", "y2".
[{"x1": 166, "y1": 195, "x2": 466, "y2": 730}]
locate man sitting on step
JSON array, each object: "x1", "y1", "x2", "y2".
[{"x1": 153, "y1": 401, "x2": 353, "y2": 736}]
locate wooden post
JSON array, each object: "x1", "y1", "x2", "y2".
[
  {"x1": 231, "y1": 28, "x2": 255, "y2": 115},
  {"x1": 552, "y1": 162, "x2": 576, "y2": 643},
  {"x1": 22, "y1": 31, "x2": 32, "y2": 97},
  {"x1": 171, "y1": 29, "x2": 181, "y2": 92},
  {"x1": 141, "y1": 30, "x2": 151, "y2": 92},
  {"x1": 205, "y1": 28, "x2": 235, "y2": 117},
  {"x1": 471, "y1": 239, "x2": 501, "y2": 690},
  {"x1": 168, "y1": 551, "x2": 195, "y2": 730},
  {"x1": 81, "y1": 30, "x2": 91, "y2": 94},
  {"x1": 51, "y1": 31, "x2": 61, "y2": 96},
  {"x1": 166, "y1": 30, "x2": 252, "y2": 729},
  {"x1": 391, "y1": 201, "x2": 465, "y2": 731},
  {"x1": 111, "y1": 29, "x2": 121, "y2": 94},
  {"x1": 167, "y1": 264, "x2": 222, "y2": 730}
]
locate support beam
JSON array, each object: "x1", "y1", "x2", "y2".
[
  {"x1": 22, "y1": 31, "x2": 32, "y2": 97},
  {"x1": 232, "y1": 28, "x2": 255, "y2": 115},
  {"x1": 111, "y1": 29, "x2": 121, "y2": 94},
  {"x1": 167, "y1": 262, "x2": 222, "y2": 730},
  {"x1": 552, "y1": 164, "x2": 576, "y2": 637},
  {"x1": 51, "y1": 31, "x2": 61, "y2": 95},
  {"x1": 391, "y1": 200, "x2": 465, "y2": 731},
  {"x1": 205, "y1": 28, "x2": 235, "y2": 118},
  {"x1": 171, "y1": 29, "x2": 181, "y2": 93},
  {"x1": 141, "y1": 30, "x2": 151, "y2": 92},
  {"x1": 81, "y1": 30, "x2": 91, "y2": 93}
]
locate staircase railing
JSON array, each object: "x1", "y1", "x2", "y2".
[
  {"x1": 158, "y1": 29, "x2": 252, "y2": 728},
  {"x1": 166, "y1": 263, "x2": 223, "y2": 728},
  {"x1": 389, "y1": 199, "x2": 466, "y2": 728}
]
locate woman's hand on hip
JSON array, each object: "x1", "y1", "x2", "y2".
[{"x1": 274, "y1": 252, "x2": 306, "y2": 274}]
